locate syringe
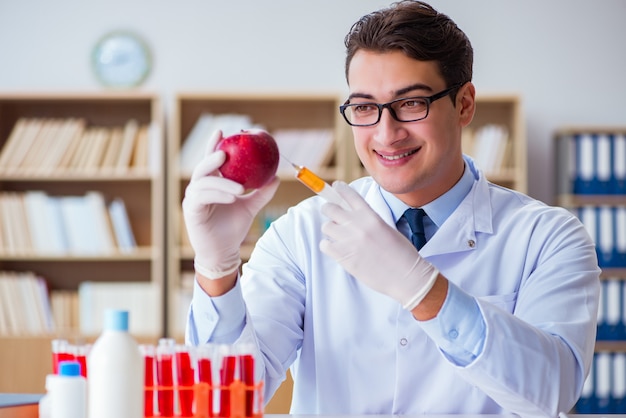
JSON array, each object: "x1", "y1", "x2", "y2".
[{"x1": 281, "y1": 155, "x2": 351, "y2": 210}]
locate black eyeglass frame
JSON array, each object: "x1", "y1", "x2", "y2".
[{"x1": 339, "y1": 82, "x2": 464, "y2": 127}]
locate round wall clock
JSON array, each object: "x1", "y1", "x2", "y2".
[{"x1": 92, "y1": 31, "x2": 152, "y2": 88}]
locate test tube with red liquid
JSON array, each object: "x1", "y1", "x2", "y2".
[
  {"x1": 51, "y1": 339, "x2": 73, "y2": 374},
  {"x1": 140, "y1": 344, "x2": 156, "y2": 418},
  {"x1": 157, "y1": 338, "x2": 175, "y2": 417},
  {"x1": 238, "y1": 345, "x2": 256, "y2": 418},
  {"x1": 175, "y1": 345, "x2": 195, "y2": 417},
  {"x1": 74, "y1": 344, "x2": 90, "y2": 378},
  {"x1": 218, "y1": 345, "x2": 237, "y2": 418},
  {"x1": 196, "y1": 344, "x2": 215, "y2": 417}
]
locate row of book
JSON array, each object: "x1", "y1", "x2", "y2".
[
  {"x1": 0, "y1": 118, "x2": 161, "y2": 175},
  {"x1": 0, "y1": 191, "x2": 136, "y2": 255},
  {"x1": 0, "y1": 271, "x2": 54, "y2": 335},
  {"x1": 0, "y1": 271, "x2": 160, "y2": 336},
  {"x1": 462, "y1": 124, "x2": 511, "y2": 174},
  {"x1": 179, "y1": 112, "x2": 335, "y2": 175},
  {"x1": 571, "y1": 205, "x2": 626, "y2": 268},
  {"x1": 557, "y1": 132, "x2": 626, "y2": 195},
  {"x1": 576, "y1": 351, "x2": 626, "y2": 413},
  {"x1": 597, "y1": 279, "x2": 626, "y2": 340}
]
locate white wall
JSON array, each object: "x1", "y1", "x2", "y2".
[{"x1": 1, "y1": 0, "x2": 625, "y2": 203}]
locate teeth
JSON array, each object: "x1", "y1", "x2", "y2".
[{"x1": 379, "y1": 149, "x2": 416, "y2": 160}]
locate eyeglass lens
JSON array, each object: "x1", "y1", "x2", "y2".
[{"x1": 343, "y1": 97, "x2": 429, "y2": 126}]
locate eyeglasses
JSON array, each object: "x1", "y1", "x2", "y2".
[{"x1": 339, "y1": 83, "x2": 463, "y2": 127}]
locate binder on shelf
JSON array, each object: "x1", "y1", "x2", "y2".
[
  {"x1": 614, "y1": 353, "x2": 626, "y2": 413},
  {"x1": 574, "y1": 205, "x2": 626, "y2": 268},
  {"x1": 614, "y1": 134, "x2": 626, "y2": 194},
  {"x1": 596, "y1": 279, "x2": 625, "y2": 341},
  {"x1": 560, "y1": 131, "x2": 626, "y2": 195},
  {"x1": 595, "y1": 352, "x2": 612, "y2": 413}
]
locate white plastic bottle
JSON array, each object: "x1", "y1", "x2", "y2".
[
  {"x1": 50, "y1": 360, "x2": 87, "y2": 418},
  {"x1": 87, "y1": 309, "x2": 144, "y2": 418}
]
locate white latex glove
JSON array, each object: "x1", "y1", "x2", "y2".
[
  {"x1": 182, "y1": 130, "x2": 279, "y2": 279},
  {"x1": 320, "y1": 181, "x2": 439, "y2": 310}
]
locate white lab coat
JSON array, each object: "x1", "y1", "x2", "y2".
[{"x1": 187, "y1": 159, "x2": 600, "y2": 417}]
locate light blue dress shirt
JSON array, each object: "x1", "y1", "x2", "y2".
[{"x1": 186, "y1": 156, "x2": 600, "y2": 417}]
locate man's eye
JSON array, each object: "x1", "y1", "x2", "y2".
[
  {"x1": 401, "y1": 99, "x2": 426, "y2": 109},
  {"x1": 353, "y1": 104, "x2": 377, "y2": 113}
]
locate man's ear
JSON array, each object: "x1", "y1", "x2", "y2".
[{"x1": 457, "y1": 82, "x2": 476, "y2": 128}]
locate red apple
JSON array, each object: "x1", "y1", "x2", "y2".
[{"x1": 216, "y1": 129, "x2": 280, "y2": 189}]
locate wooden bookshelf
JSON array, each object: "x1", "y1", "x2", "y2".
[
  {"x1": 465, "y1": 94, "x2": 527, "y2": 193},
  {"x1": 166, "y1": 92, "x2": 352, "y2": 338},
  {"x1": 0, "y1": 93, "x2": 165, "y2": 339}
]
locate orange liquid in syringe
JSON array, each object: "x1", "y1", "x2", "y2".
[{"x1": 296, "y1": 166, "x2": 326, "y2": 193}]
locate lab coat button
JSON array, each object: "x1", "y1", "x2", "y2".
[
  {"x1": 467, "y1": 240, "x2": 475, "y2": 248},
  {"x1": 400, "y1": 338, "x2": 408, "y2": 346},
  {"x1": 448, "y1": 329, "x2": 459, "y2": 339}
]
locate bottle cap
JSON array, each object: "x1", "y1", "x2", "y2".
[
  {"x1": 104, "y1": 309, "x2": 129, "y2": 331},
  {"x1": 58, "y1": 361, "x2": 81, "y2": 377}
]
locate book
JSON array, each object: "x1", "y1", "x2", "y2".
[
  {"x1": 108, "y1": 198, "x2": 136, "y2": 252},
  {"x1": 66, "y1": 127, "x2": 93, "y2": 172},
  {"x1": 82, "y1": 127, "x2": 111, "y2": 172},
  {"x1": 78, "y1": 281, "x2": 160, "y2": 336},
  {"x1": 273, "y1": 128, "x2": 334, "y2": 174},
  {"x1": 115, "y1": 119, "x2": 140, "y2": 173},
  {"x1": 56, "y1": 121, "x2": 87, "y2": 172},
  {"x1": 21, "y1": 119, "x2": 63, "y2": 174},
  {"x1": 23, "y1": 191, "x2": 56, "y2": 254},
  {"x1": 84, "y1": 191, "x2": 116, "y2": 253},
  {"x1": 100, "y1": 126, "x2": 124, "y2": 172},
  {"x1": 43, "y1": 196, "x2": 69, "y2": 254},
  {"x1": 2, "y1": 193, "x2": 31, "y2": 254},
  {"x1": 147, "y1": 122, "x2": 162, "y2": 175},
  {"x1": 2, "y1": 119, "x2": 43, "y2": 174},
  {"x1": 59, "y1": 195, "x2": 100, "y2": 255},
  {"x1": 39, "y1": 118, "x2": 86, "y2": 174},
  {"x1": 130, "y1": 124, "x2": 149, "y2": 171},
  {"x1": 0, "y1": 274, "x2": 23, "y2": 334},
  {"x1": 0, "y1": 118, "x2": 28, "y2": 172}
]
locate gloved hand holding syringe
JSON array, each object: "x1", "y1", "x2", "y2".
[{"x1": 280, "y1": 154, "x2": 351, "y2": 211}]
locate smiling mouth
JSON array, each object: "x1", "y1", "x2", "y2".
[{"x1": 377, "y1": 148, "x2": 419, "y2": 161}]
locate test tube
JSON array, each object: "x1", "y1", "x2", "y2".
[
  {"x1": 237, "y1": 344, "x2": 256, "y2": 418},
  {"x1": 157, "y1": 338, "x2": 175, "y2": 417},
  {"x1": 139, "y1": 344, "x2": 156, "y2": 418},
  {"x1": 74, "y1": 344, "x2": 90, "y2": 378},
  {"x1": 196, "y1": 344, "x2": 215, "y2": 417},
  {"x1": 175, "y1": 345, "x2": 195, "y2": 417},
  {"x1": 51, "y1": 339, "x2": 73, "y2": 375},
  {"x1": 218, "y1": 345, "x2": 237, "y2": 418}
]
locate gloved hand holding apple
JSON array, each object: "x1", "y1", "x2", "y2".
[{"x1": 182, "y1": 129, "x2": 280, "y2": 280}]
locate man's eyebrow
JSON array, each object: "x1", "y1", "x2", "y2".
[
  {"x1": 395, "y1": 83, "x2": 433, "y2": 97},
  {"x1": 347, "y1": 83, "x2": 434, "y2": 101}
]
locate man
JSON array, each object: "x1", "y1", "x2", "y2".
[{"x1": 183, "y1": 1, "x2": 600, "y2": 416}]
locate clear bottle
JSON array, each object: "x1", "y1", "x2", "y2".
[{"x1": 87, "y1": 309, "x2": 144, "y2": 418}]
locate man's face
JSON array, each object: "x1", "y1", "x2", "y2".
[{"x1": 346, "y1": 49, "x2": 474, "y2": 207}]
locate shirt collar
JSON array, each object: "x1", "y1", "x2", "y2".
[{"x1": 380, "y1": 161, "x2": 475, "y2": 228}]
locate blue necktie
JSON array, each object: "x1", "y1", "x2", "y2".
[{"x1": 403, "y1": 208, "x2": 427, "y2": 250}]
